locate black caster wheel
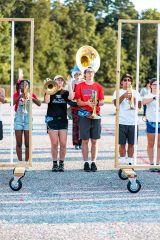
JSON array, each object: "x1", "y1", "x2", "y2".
[
  {"x1": 9, "y1": 177, "x2": 22, "y2": 191},
  {"x1": 118, "y1": 169, "x2": 128, "y2": 180},
  {"x1": 127, "y1": 179, "x2": 141, "y2": 193}
]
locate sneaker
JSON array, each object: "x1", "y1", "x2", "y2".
[
  {"x1": 91, "y1": 162, "x2": 97, "y2": 172},
  {"x1": 79, "y1": 145, "x2": 82, "y2": 149},
  {"x1": 52, "y1": 161, "x2": 58, "y2": 172},
  {"x1": 58, "y1": 161, "x2": 64, "y2": 172},
  {"x1": 84, "y1": 162, "x2": 90, "y2": 172},
  {"x1": 75, "y1": 145, "x2": 79, "y2": 150}
]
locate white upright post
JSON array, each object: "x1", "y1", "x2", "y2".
[
  {"x1": 10, "y1": 20, "x2": 15, "y2": 163},
  {"x1": 134, "y1": 23, "x2": 141, "y2": 165},
  {"x1": 154, "y1": 24, "x2": 160, "y2": 165}
]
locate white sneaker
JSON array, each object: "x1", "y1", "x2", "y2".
[
  {"x1": 127, "y1": 157, "x2": 134, "y2": 165},
  {"x1": 119, "y1": 157, "x2": 126, "y2": 164}
]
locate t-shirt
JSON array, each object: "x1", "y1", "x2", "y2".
[
  {"x1": 144, "y1": 92, "x2": 160, "y2": 122},
  {"x1": 47, "y1": 90, "x2": 69, "y2": 118},
  {"x1": 0, "y1": 103, "x2": 2, "y2": 121},
  {"x1": 13, "y1": 92, "x2": 38, "y2": 112},
  {"x1": 74, "y1": 81, "x2": 104, "y2": 114},
  {"x1": 112, "y1": 89, "x2": 141, "y2": 125},
  {"x1": 140, "y1": 87, "x2": 150, "y2": 98}
]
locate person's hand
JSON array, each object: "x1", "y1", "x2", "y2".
[
  {"x1": 87, "y1": 99, "x2": 97, "y2": 108},
  {"x1": 66, "y1": 75, "x2": 72, "y2": 85},
  {"x1": 124, "y1": 91, "x2": 132, "y2": 100}
]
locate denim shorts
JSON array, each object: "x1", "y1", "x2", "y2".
[
  {"x1": 146, "y1": 121, "x2": 160, "y2": 134},
  {"x1": 14, "y1": 113, "x2": 30, "y2": 130},
  {"x1": 0, "y1": 121, "x2": 3, "y2": 140}
]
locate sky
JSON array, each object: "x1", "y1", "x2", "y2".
[{"x1": 131, "y1": 0, "x2": 160, "y2": 13}]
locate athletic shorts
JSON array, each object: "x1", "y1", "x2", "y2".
[
  {"x1": 119, "y1": 124, "x2": 138, "y2": 145},
  {"x1": 79, "y1": 117, "x2": 101, "y2": 140},
  {"x1": 46, "y1": 117, "x2": 68, "y2": 131},
  {"x1": 146, "y1": 121, "x2": 160, "y2": 134},
  {"x1": 0, "y1": 121, "x2": 3, "y2": 140}
]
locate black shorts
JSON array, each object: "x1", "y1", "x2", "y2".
[
  {"x1": 47, "y1": 117, "x2": 68, "y2": 131},
  {"x1": 79, "y1": 117, "x2": 101, "y2": 140},
  {"x1": 0, "y1": 121, "x2": 3, "y2": 140},
  {"x1": 119, "y1": 124, "x2": 138, "y2": 145}
]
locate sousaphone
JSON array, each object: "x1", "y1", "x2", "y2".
[{"x1": 76, "y1": 45, "x2": 100, "y2": 73}]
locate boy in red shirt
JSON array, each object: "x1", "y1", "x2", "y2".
[{"x1": 74, "y1": 67, "x2": 104, "y2": 172}]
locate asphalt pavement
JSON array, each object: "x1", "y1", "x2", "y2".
[{"x1": 0, "y1": 103, "x2": 160, "y2": 240}]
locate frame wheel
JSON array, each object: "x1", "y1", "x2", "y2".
[
  {"x1": 127, "y1": 179, "x2": 141, "y2": 193},
  {"x1": 118, "y1": 169, "x2": 128, "y2": 180},
  {"x1": 9, "y1": 177, "x2": 22, "y2": 191}
]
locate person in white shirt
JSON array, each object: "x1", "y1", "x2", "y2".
[
  {"x1": 142, "y1": 78, "x2": 160, "y2": 166},
  {"x1": 0, "y1": 87, "x2": 5, "y2": 141},
  {"x1": 140, "y1": 79, "x2": 151, "y2": 116},
  {"x1": 112, "y1": 73, "x2": 141, "y2": 164}
]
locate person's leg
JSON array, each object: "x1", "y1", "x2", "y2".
[
  {"x1": 82, "y1": 139, "x2": 89, "y2": 161},
  {"x1": 59, "y1": 130, "x2": 67, "y2": 161},
  {"x1": 48, "y1": 130, "x2": 59, "y2": 171},
  {"x1": 127, "y1": 144, "x2": 134, "y2": 157},
  {"x1": 24, "y1": 130, "x2": 29, "y2": 161},
  {"x1": 156, "y1": 134, "x2": 160, "y2": 165},
  {"x1": 147, "y1": 133, "x2": 155, "y2": 164},
  {"x1": 58, "y1": 130, "x2": 67, "y2": 171},
  {"x1": 15, "y1": 130, "x2": 23, "y2": 161},
  {"x1": 119, "y1": 144, "x2": 126, "y2": 157},
  {"x1": 91, "y1": 139, "x2": 98, "y2": 161},
  {"x1": 48, "y1": 130, "x2": 59, "y2": 159}
]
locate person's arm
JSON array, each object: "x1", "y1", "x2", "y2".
[
  {"x1": 67, "y1": 75, "x2": 74, "y2": 100},
  {"x1": 44, "y1": 93, "x2": 50, "y2": 104},
  {"x1": 0, "y1": 88, "x2": 5, "y2": 104},
  {"x1": 113, "y1": 92, "x2": 128, "y2": 107},
  {"x1": 32, "y1": 94, "x2": 41, "y2": 106},
  {"x1": 13, "y1": 92, "x2": 22, "y2": 105},
  {"x1": 142, "y1": 97, "x2": 155, "y2": 105}
]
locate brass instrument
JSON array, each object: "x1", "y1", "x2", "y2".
[
  {"x1": 127, "y1": 85, "x2": 134, "y2": 109},
  {"x1": 44, "y1": 78, "x2": 60, "y2": 95},
  {"x1": 21, "y1": 84, "x2": 29, "y2": 114},
  {"x1": 76, "y1": 46, "x2": 101, "y2": 119},
  {"x1": 91, "y1": 90, "x2": 101, "y2": 119},
  {"x1": 76, "y1": 45, "x2": 100, "y2": 73}
]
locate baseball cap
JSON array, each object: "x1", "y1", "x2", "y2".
[{"x1": 53, "y1": 75, "x2": 65, "y2": 81}]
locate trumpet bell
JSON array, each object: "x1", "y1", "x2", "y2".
[
  {"x1": 76, "y1": 45, "x2": 100, "y2": 73},
  {"x1": 44, "y1": 78, "x2": 60, "y2": 95}
]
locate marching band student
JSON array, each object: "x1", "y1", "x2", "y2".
[
  {"x1": 140, "y1": 79, "x2": 151, "y2": 116},
  {"x1": 13, "y1": 80, "x2": 41, "y2": 161},
  {"x1": 142, "y1": 78, "x2": 160, "y2": 168},
  {"x1": 74, "y1": 67, "x2": 104, "y2": 172},
  {"x1": 44, "y1": 75, "x2": 74, "y2": 172},
  {"x1": 112, "y1": 73, "x2": 141, "y2": 165},
  {"x1": 0, "y1": 87, "x2": 5, "y2": 141},
  {"x1": 70, "y1": 66, "x2": 84, "y2": 150}
]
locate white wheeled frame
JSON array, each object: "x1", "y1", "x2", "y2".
[
  {"x1": 115, "y1": 19, "x2": 160, "y2": 193},
  {"x1": 0, "y1": 18, "x2": 34, "y2": 191}
]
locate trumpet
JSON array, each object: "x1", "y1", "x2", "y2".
[
  {"x1": 44, "y1": 78, "x2": 60, "y2": 95},
  {"x1": 91, "y1": 90, "x2": 101, "y2": 119},
  {"x1": 127, "y1": 85, "x2": 134, "y2": 110},
  {"x1": 21, "y1": 84, "x2": 29, "y2": 114}
]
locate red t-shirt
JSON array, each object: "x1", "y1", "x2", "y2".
[
  {"x1": 74, "y1": 81, "x2": 104, "y2": 114},
  {"x1": 13, "y1": 92, "x2": 38, "y2": 112}
]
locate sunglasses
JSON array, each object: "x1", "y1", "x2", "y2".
[{"x1": 123, "y1": 78, "x2": 131, "y2": 82}]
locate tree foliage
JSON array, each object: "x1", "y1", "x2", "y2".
[{"x1": 0, "y1": 0, "x2": 160, "y2": 87}]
